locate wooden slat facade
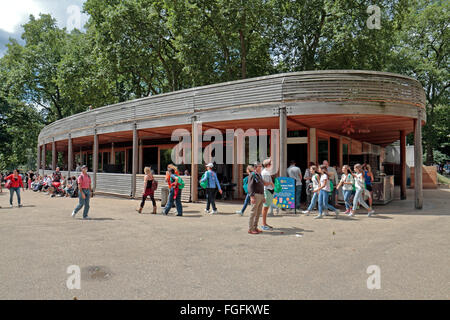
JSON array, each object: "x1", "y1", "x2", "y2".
[
  {"x1": 38, "y1": 71, "x2": 426, "y2": 145},
  {"x1": 37, "y1": 71, "x2": 426, "y2": 203}
]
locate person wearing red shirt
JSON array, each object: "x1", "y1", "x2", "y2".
[{"x1": 6, "y1": 169, "x2": 25, "y2": 208}]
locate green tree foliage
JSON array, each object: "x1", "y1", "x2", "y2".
[
  {"x1": 0, "y1": 0, "x2": 448, "y2": 170},
  {"x1": 388, "y1": 0, "x2": 449, "y2": 163}
]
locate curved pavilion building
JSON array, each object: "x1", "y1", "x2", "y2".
[{"x1": 37, "y1": 70, "x2": 426, "y2": 208}]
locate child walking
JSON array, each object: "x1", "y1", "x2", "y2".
[
  {"x1": 315, "y1": 165, "x2": 340, "y2": 219},
  {"x1": 236, "y1": 165, "x2": 253, "y2": 216},
  {"x1": 302, "y1": 165, "x2": 320, "y2": 215},
  {"x1": 349, "y1": 164, "x2": 375, "y2": 217},
  {"x1": 337, "y1": 165, "x2": 354, "y2": 214}
]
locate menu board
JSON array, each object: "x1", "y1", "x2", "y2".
[{"x1": 273, "y1": 177, "x2": 296, "y2": 209}]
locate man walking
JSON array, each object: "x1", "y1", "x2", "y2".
[
  {"x1": 261, "y1": 159, "x2": 275, "y2": 231},
  {"x1": 201, "y1": 163, "x2": 223, "y2": 214},
  {"x1": 287, "y1": 160, "x2": 302, "y2": 211},
  {"x1": 71, "y1": 165, "x2": 92, "y2": 219},
  {"x1": 247, "y1": 162, "x2": 265, "y2": 234}
]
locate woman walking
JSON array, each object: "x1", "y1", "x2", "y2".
[
  {"x1": 349, "y1": 164, "x2": 375, "y2": 217},
  {"x1": 137, "y1": 167, "x2": 157, "y2": 214},
  {"x1": 363, "y1": 164, "x2": 374, "y2": 209},
  {"x1": 302, "y1": 165, "x2": 320, "y2": 215},
  {"x1": 71, "y1": 165, "x2": 93, "y2": 219},
  {"x1": 236, "y1": 165, "x2": 254, "y2": 216},
  {"x1": 6, "y1": 169, "x2": 25, "y2": 208},
  {"x1": 201, "y1": 163, "x2": 222, "y2": 214},
  {"x1": 337, "y1": 165, "x2": 354, "y2": 214},
  {"x1": 315, "y1": 165, "x2": 340, "y2": 219}
]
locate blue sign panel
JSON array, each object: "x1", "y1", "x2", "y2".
[{"x1": 273, "y1": 177, "x2": 296, "y2": 209}]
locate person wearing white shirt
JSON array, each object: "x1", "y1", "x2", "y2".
[
  {"x1": 323, "y1": 160, "x2": 338, "y2": 207},
  {"x1": 302, "y1": 165, "x2": 320, "y2": 215},
  {"x1": 260, "y1": 158, "x2": 275, "y2": 231},
  {"x1": 314, "y1": 165, "x2": 340, "y2": 219},
  {"x1": 350, "y1": 164, "x2": 375, "y2": 217},
  {"x1": 337, "y1": 165, "x2": 354, "y2": 214},
  {"x1": 287, "y1": 160, "x2": 302, "y2": 210}
]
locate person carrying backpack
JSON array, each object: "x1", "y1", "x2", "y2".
[
  {"x1": 337, "y1": 165, "x2": 354, "y2": 214},
  {"x1": 302, "y1": 165, "x2": 320, "y2": 215},
  {"x1": 235, "y1": 165, "x2": 254, "y2": 216},
  {"x1": 200, "y1": 163, "x2": 222, "y2": 214},
  {"x1": 163, "y1": 168, "x2": 183, "y2": 216}
]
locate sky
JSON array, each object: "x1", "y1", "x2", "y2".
[{"x1": 0, "y1": 0, "x2": 89, "y2": 56}]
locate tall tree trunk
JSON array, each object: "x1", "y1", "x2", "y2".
[
  {"x1": 239, "y1": 29, "x2": 246, "y2": 79},
  {"x1": 239, "y1": 8, "x2": 247, "y2": 79}
]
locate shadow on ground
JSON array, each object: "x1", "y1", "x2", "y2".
[{"x1": 262, "y1": 227, "x2": 314, "y2": 236}]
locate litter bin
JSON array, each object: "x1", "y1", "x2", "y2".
[{"x1": 160, "y1": 186, "x2": 169, "y2": 207}]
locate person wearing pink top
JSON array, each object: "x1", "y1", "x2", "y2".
[{"x1": 71, "y1": 165, "x2": 93, "y2": 219}]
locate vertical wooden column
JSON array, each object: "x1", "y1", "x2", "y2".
[
  {"x1": 110, "y1": 142, "x2": 115, "y2": 164},
  {"x1": 131, "y1": 124, "x2": 138, "y2": 198},
  {"x1": 42, "y1": 143, "x2": 46, "y2": 173},
  {"x1": 238, "y1": 164, "x2": 244, "y2": 199},
  {"x1": 138, "y1": 139, "x2": 143, "y2": 174},
  {"x1": 157, "y1": 147, "x2": 161, "y2": 174},
  {"x1": 93, "y1": 130, "x2": 98, "y2": 192},
  {"x1": 232, "y1": 136, "x2": 239, "y2": 198},
  {"x1": 339, "y1": 136, "x2": 344, "y2": 168},
  {"x1": 279, "y1": 106, "x2": 287, "y2": 176},
  {"x1": 400, "y1": 130, "x2": 407, "y2": 200},
  {"x1": 37, "y1": 144, "x2": 41, "y2": 173},
  {"x1": 414, "y1": 110, "x2": 423, "y2": 209},
  {"x1": 191, "y1": 117, "x2": 199, "y2": 202},
  {"x1": 68, "y1": 134, "x2": 73, "y2": 178},
  {"x1": 52, "y1": 139, "x2": 56, "y2": 170},
  {"x1": 309, "y1": 128, "x2": 317, "y2": 164}
]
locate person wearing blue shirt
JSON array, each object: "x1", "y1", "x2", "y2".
[{"x1": 201, "y1": 163, "x2": 223, "y2": 214}]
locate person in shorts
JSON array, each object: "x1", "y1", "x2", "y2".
[{"x1": 261, "y1": 158, "x2": 275, "y2": 231}]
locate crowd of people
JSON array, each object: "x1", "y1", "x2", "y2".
[
  {"x1": 30, "y1": 167, "x2": 80, "y2": 198},
  {"x1": 0, "y1": 167, "x2": 82, "y2": 208},
  {"x1": 230, "y1": 159, "x2": 376, "y2": 234},
  {"x1": 2, "y1": 159, "x2": 376, "y2": 231}
]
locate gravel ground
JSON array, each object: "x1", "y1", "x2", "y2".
[{"x1": 0, "y1": 188, "x2": 449, "y2": 300}]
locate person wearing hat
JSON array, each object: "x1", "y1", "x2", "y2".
[
  {"x1": 71, "y1": 165, "x2": 93, "y2": 219},
  {"x1": 200, "y1": 163, "x2": 222, "y2": 214}
]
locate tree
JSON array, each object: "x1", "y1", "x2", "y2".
[
  {"x1": 389, "y1": 0, "x2": 449, "y2": 164},
  {"x1": 270, "y1": 0, "x2": 411, "y2": 71},
  {"x1": 84, "y1": 0, "x2": 185, "y2": 96},
  {"x1": 166, "y1": 0, "x2": 275, "y2": 87}
]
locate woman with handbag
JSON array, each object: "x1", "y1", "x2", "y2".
[
  {"x1": 5, "y1": 169, "x2": 25, "y2": 208},
  {"x1": 137, "y1": 167, "x2": 158, "y2": 214}
]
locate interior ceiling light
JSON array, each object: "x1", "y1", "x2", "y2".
[{"x1": 341, "y1": 119, "x2": 355, "y2": 135}]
